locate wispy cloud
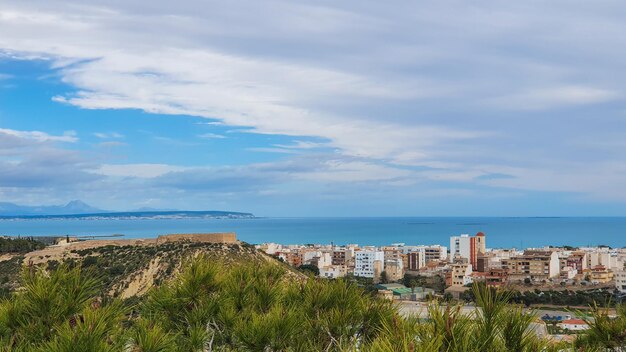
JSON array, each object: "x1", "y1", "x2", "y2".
[
  {"x1": 487, "y1": 85, "x2": 619, "y2": 110},
  {"x1": 0, "y1": 128, "x2": 77, "y2": 143},
  {"x1": 93, "y1": 132, "x2": 124, "y2": 139},
  {"x1": 197, "y1": 132, "x2": 226, "y2": 139},
  {"x1": 96, "y1": 163, "x2": 189, "y2": 178}
]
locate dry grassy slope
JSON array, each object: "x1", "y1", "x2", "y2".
[
  {"x1": 2, "y1": 240, "x2": 302, "y2": 299},
  {"x1": 72, "y1": 241, "x2": 303, "y2": 298}
]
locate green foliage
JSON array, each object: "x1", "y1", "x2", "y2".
[
  {"x1": 403, "y1": 273, "x2": 446, "y2": 293},
  {"x1": 575, "y1": 303, "x2": 626, "y2": 350},
  {"x1": 3, "y1": 256, "x2": 623, "y2": 351},
  {"x1": 0, "y1": 237, "x2": 45, "y2": 254},
  {"x1": 0, "y1": 256, "x2": 23, "y2": 299},
  {"x1": 380, "y1": 270, "x2": 389, "y2": 284},
  {"x1": 509, "y1": 288, "x2": 615, "y2": 307},
  {"x1": 0, "y1": 264, "x2": 106, "y2": 350},
  {"x1": 297, "y1": 264, "x2": 319, "y2": 276}
]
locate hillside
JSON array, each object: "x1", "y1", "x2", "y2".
[{"x1": 0, "y1": 234, "x2": 298, "y2": 299}]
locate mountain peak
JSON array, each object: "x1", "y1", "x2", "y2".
[
  {"x1": 65, "y1": 200, "x2": 90, "y2": 207},
  {"x1": 0, "y1": 200, "x2": 105, "y2": 216},
  {"x1": 62, "y1": 200, "x2": 103, "y2": 213}
]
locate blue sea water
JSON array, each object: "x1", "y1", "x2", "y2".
[{"x1": 0, "y1": 217, "x2": 625, "y2": 248}]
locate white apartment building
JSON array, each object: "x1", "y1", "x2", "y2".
[
  {"x1": 302, "y1": 250, "x2": 321, "y2": 264},
  {"x1": 587, "y1": 251, "x2": 614, "y2": 269},
  {"x1": 354, "y1": 250, "x2": 385, "y2": 278},
  {"x1": 450, "y1": 235, "x2": 471, "y2": 261},
  {"x1": 310, "y1": 252, "x2": 333, "y2": 268},
  {"x1": 422, "y1": 245, "x2": 448, "y2": 263}
]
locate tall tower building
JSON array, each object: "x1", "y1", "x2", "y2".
[{"x1": 450, "y1": 232, "x2": 486, "y2": 269}]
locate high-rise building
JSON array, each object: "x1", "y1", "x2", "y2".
[{"x1": 450, "y1": 232, "x2": 486, "y2": 269}]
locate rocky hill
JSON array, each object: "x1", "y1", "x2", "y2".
[{"x1": 0, "y1": 234, "x2": 297, "y2": 299}]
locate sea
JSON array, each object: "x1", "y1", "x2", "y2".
[{"x1": 0, "y1": 217, "x2": 625, "y2": 249}]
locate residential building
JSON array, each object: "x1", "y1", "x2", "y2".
[
  {"x1": 446, "y1": 263, "x2": 473, "y2": 287},
  {"x1": 354, "y1": 250, "x2": 385, "y2": 279},
  {"x1": 485, "y1": 268, "x2": 508, "y2": 287},
  {"x1": 450, "y1": 232, "x2": 486, "y2": 269},
  {"x1": 421, "y1": 245, "x2": 448, "y2": 263},
  {"x1": 476, "y1": 255, "x2": 491, "y2": 272},
  {"x1": 383, "y1": 247, "x2": 404, "y2": 263},
  {"x1": 331, "y1": 249, "x2": 353, "y2": 265},
  {"x1": 502, "y1": 249, "x2": 560, "y2": 282},
  {"x1": 308, "y1": 252, "x2": 332, "y2": 269},
  {"x1": 384, "y1": 258, "x2": 404, "y2": 281},
  {"x1": 407, "y1": 251, "x2": 422, "y2": 271},
  {"x1": 319, "y1": 265, "x2": 347, "y2": 279},
  {"x1": 566, "y1": 252, "x2": 588, "y2": 273},
  {"x1": 278, "y1": 251, "x2": 302, "y2": 267},
  {"x1": 560, "y1": 267, "x2": 577, "y2": 280},
  {"x1": 588, "y1": 265, "x2": 614, "y2": 284},
  {"x1": 450, "y1": 234, "x2": 471, "y2": 263},
  {"x1": 558, "y1": 319, "x2": 589, "y2": 331}
]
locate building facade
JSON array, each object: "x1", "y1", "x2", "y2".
[
  {"x1": 502, "y1": 250, "x2": 560, "y2": 282},
  {"x1": 354, "y1": 250, "x2": 385, "y2": 278},
  {"x1": 450, "y1": 232, "x2": 486, "y2": 269},
  {"x1": 446, "y1": 263, "x2": 473, "y2": 287}
]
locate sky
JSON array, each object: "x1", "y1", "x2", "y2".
[{"x1": 1, "y1": 1, "x2": 626, "y2": 216}]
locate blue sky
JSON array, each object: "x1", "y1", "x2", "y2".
[{"x1": 1, "y1": 1, "x2": 626, "y2": 216}]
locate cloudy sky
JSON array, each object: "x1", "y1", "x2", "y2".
[{"x1": 1, "y1": 1, "x2": 626, "y2": 216}]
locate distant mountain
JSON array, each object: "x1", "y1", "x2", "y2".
[
  {"x1": 132, "y1": 206, "x2": 179, "y2": 212},
  {"x1": 0, "y1": 200, "x2": 106, "y2": 216},
  {"x1": 0, "y1": 201, "x2": 254, "y2": 220},
  {"x1": 0, "y1": 210, "x2": 255, "y2": 220}
]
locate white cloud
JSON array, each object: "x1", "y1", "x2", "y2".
[
  {"x1": 0, "y1": 128, "x2": 77, "y2": 143},
  {"x1": 94, "y1": 132, "x2": 124, "y2": 139},
  {"x1": 96, "y1": 163, "x2": 189, "y2": 178},
  {"x1": 299, "y1": 160, "x2": 412, "y2": 183},
  {"x1": 488, "y1": 85, "x2": 619, "y2": 110},
  {"x1": 2, "y1": 0, "x2": 626, "y2": 208},
  {"x1": 274, "y1": 141, "x2": 327, "y2": 149},
  {"x1": 197, "y1": 132, "x2": 226, "y2": 139},
  {"x1": 0, "y1": 2, "x2": 481, "y2": 167}
]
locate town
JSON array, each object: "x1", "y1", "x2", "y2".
[{"x1": 257, "y1": 232, "x2": 626, "y2": 301}]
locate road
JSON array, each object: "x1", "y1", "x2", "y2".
[{"x1": 398, "y1": 301, "x2": 598, "y2": 319}]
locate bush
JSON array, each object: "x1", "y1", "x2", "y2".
[
  {"x1": 0, "y1": 257, "x2": 609, "y2": 351},
  {"x1": 0, "y1": 236, "x2": 45, "y2": 254}
]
